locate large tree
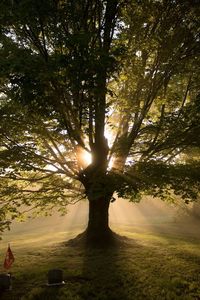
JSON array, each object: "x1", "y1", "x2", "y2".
[{"x1": 0, "y1": 0, "x2": 200, "y2": 245}]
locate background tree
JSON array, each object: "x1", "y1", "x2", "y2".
[{"x1": 0, "y1": 0, "x2": 199, "y2": 245}]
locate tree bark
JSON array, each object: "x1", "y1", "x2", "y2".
[
  {"x1": 88, "y1": 197, "x2": 110, "y2": 232},
  {"x1": 86, "y1": 196, "x2": 113, "y2": 246}
]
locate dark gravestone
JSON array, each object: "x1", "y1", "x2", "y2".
[
  {"x1": 0, "y1": 274, "x2": 11, "y2": 291},
  {"x1": 47, "y1": 269, "x2": 63, "y2": 285}
]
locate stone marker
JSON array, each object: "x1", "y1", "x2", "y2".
[
  {"x1": 0, "y1": 273, "x2": 11, "y2": 291},
  {"x1": 47, "y1": 269, "x2": 64, "y2": 285}
]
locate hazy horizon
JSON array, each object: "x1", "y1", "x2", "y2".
[{"x1": 3, "y1": 196, "x2": 199, "y2": 240}]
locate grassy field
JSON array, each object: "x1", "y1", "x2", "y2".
[
  {"x1": 0, "y1": 199, "x2": 200, "y2": 299},
  {"x1": 0, "y1": 220, "x2": 200, "y2": 300}
]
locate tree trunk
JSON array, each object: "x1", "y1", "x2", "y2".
[
  {"x1": 88, "y1": 197, "x2": 110, "y2": 233},
  {"x1": 78, "y1": 167, "x2": 116, "y2": 246},
  {"x1": 86, "y1": 196, "x2": 113, "y2": 246}
]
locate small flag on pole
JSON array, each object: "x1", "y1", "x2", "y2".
[{"x1": 3, "y1": 244, "x2": 15, "y2": 270}]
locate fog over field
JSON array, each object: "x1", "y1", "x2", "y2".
[{"x1": 2, "y1": 197, "x2": 200, "y2": 247}]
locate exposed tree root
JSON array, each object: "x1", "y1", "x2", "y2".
[{"x1": 65, "y1": 228, "x2": 130, "y2": 248}]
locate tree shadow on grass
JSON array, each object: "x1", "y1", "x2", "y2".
[
  {"x1": 13, "y1": 238, "x2": 137, "y2": 300},
  {"x1": 2, "y1": 231, "x2": 200, "y2": 300},
  {"x1": 80, "y1": 249, "x2": 128, "y2": 299},
  {"x1": 78, "y1": 232, "x2": 200, "y2": 300},
  {"x1": 78, "y1": 237, "x2": 143, "y2": 300}
]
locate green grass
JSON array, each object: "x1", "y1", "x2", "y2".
[{"x1": 1, "y1": 224, "x2": 200, "y2": 300}]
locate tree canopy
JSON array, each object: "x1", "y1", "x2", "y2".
[{"x1": 0, "y1": 0, "x2": 200, "y2": 237}]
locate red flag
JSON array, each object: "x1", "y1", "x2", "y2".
[{"x1": 4, "y1": 244, "x2": 15, "y2": 269}]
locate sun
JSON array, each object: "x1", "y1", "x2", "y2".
[
  {"x1": 77, "y1": 129, "x2": 115, "y2": 168},
  {"x1": 82, "y1": 150, "x2": 92, "y2": 166}
]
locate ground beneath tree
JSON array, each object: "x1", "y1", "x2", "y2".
[
  {"x1": 65, "y1": 228, "x2": 131, "y2": 248},
  {"x1": 1, "y1": 221, "x2": 200, "y2": 300}
]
